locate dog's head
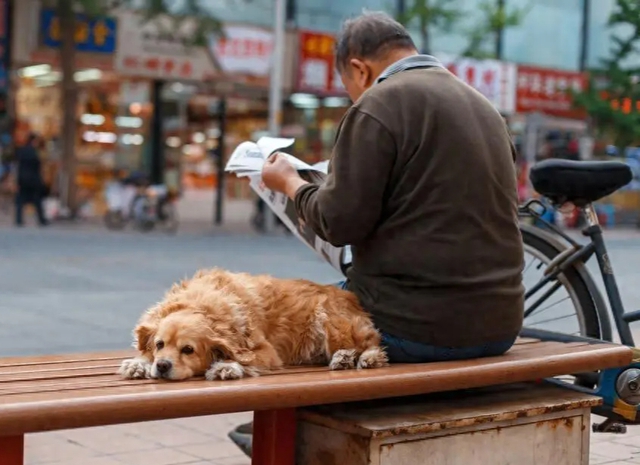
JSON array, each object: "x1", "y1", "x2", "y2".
[{"x1": 134, "y1": 301, "x2": 253, "y2": 381}]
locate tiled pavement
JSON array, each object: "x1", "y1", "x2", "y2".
[
  {"x1": 25, "y1": 413, "x2": 252, "y2": 465},
  {"x1": 20, "y1": 413, "x2": 640, "y2": 465}
]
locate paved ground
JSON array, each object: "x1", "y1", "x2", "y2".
[{"x1": 2, "y1": 213, "x2": 640, "y2": 464}]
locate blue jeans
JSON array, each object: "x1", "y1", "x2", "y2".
[{"x1": 337, "y1": 280, "x2": 516, "y2": 363}]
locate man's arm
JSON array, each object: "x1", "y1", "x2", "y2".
[{"x1": 293, "y1": 107, "x2": 396, "y2": 247}]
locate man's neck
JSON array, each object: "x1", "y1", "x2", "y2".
[{"x1": 371, "y1": 49, "x2": 419, "y2": 80}]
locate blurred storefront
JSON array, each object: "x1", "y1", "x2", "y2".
[
  {"x1": 10, "y1": 3, "x2": 301, "y2": 212},
  {"x1": 283, "y1": 29, "x2": 350, "y2": 164},
  {"x1": 435, "y1": 53, "x2": 517, "y2": 116},
  {"x1": 512, "y1": 65, "x2": 589, "y2": 201},
  {"x1": 12, "y1": 6, "x2": 120, "y2": 214}
]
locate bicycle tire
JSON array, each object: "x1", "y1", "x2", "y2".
[
  {"x1": 521, "y1": 227, "x2": 603, "y2": 340},
  {"x1": 160, "y1": 203, "x2": 179, "y2": 235},
  {"x1": 521, "y1": 226, "x2": 610, "y2": 388},
  {"x1": 104, "y1": 210, "x2": 126, "y2": 230}
]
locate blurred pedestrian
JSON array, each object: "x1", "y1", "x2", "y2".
[{"x1": 14, "y1": 133, "x2": 48, "y2": 227}]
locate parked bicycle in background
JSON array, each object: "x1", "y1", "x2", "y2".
[{"x1": 104, "y1": 170, "x2": 179, "y2": 234}]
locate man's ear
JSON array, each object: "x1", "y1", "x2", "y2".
[
  {"x1": 134, "y1": 321, "x2": 158, "y2": 353},
  {"x1": 349, "y1": 58, "x2": 371, "y2": 87}
]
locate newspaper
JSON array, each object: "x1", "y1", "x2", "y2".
[{"x1": 225, "y1": 137, "x2": 352, "y2": 275}]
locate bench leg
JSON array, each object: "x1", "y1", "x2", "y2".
[
  {"x1": 252, "y1": 409, "x2": 296, "y2": 465},
  {"x1": 0, "y1": 435, "x2": 24, "y2": 465}
]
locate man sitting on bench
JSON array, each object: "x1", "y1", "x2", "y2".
[{"x1": 230, "y1": 10, "x2": 525, "y2": 456}]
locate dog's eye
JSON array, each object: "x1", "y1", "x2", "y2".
[
  {"x1": 181, "y1": 345, "x2": 194, "y2": 355},
  {"x1": 155, "y1": 341, "x2": 164, "y2": 350}
]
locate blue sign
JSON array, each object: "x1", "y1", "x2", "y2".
[{"x1": 40, "y1": 8, "x2": 116, "y2": 54}]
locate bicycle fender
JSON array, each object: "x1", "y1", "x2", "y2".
[{"x1": 519, "y1": 222, "x2": 613, "y2": 342}]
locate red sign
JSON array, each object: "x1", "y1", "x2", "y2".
[
  {"x1": 296, "y1": 31, "x2": 345, "y2": 95},
  {"x1": 516, "y1": 65, "x2": 587, "y2": 119}
]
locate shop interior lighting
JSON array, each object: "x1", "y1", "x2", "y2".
[
  {"x1": 23, "y1": 66, "x2": 102, "y2": 86},
  {"x1": 290, "y1": 93, "x2": 320, "y2": 109},
  {"x1": 192, "y1": 132, "x2": 206, "y2": 144},
  {"x1": 206, "y1": 127, "x2": 221, "y2": 139},
  {"x1": 74, "y1": 69, "x2": 103, "y2": 82},
  {"x1": 169, "y1": 82, "x2": 198, "y2": 95},
  {"x1": 18, "y1": 64, "x2": 52, "y2": 78},
  {"x1": 121, "y1": 134, "x2": 144, "y2": 146},
  {"x1": 182, "y1": 144, "x2": 199, "y2": 155},
  {"x1": 166, "y1": 136, "x2": 182, "y2": 148},
  {"x1": 83, "y1": 131, "x2": 117, "y2": 144},
  {"x1": 115, "y1": 116, "x2": 144, "y2": 128},
  {"x1": 34, "y1": 74, "x2": 62, "y2": 87},
  {"x1": 129, "y1": 103, "x2": 143, "y2": 115},
  {"x1": 323, "y1": 97, "x2": 350, "y2": 108},
  {"x1": 81, "y1": 114, "x2": 106, "y2": 126}
]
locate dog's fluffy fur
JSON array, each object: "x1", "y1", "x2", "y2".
[{"x1": 118, "y1": 268, "x2": 388, "y2": 381}]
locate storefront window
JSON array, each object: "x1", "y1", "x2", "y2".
[{"x1": 284, "y1": 94, "x2": 350, "y2": 164}]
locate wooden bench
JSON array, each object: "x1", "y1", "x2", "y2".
[{"x1": 0, "y1": 338, "x2": 633, "y2": 465}]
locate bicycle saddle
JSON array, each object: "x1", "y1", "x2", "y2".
[{"x1": 529, "y1": 159, "x2": 633, "y2": 206}]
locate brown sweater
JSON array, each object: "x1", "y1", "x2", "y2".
[{"x1": 295, "y1": 67, "x2": 524, "y2": 348}]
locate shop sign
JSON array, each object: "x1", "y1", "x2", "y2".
[
  {"x1": 436, "y1": 53, "x2": 517, "y2": 114},
  {"x1": 114, "y1": 11, "x2": 215, "y2": 81},
  {"x1": 208, "y1": 24, "x2": 273, "y2": 77},
  {"x1": 297, "y1": 30, "x2": 345, "y2": 95},
  {"x1": 40, "y1": 8, "x2": 116, "y2": 54},
  {"x1": 516, "y1": 65, "x2": 587, "y2": 119}
]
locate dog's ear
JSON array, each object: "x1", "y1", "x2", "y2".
[
  {"x1": 209, "y1": 337, "x2": 254, "y2": 365},
  {"x1": 133, "y1": 321, "x2": 158, "y2": 353}
]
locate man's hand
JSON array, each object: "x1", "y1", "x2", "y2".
[{"x1": 262, "y1": 153, "x2": 309, "y2": 199}]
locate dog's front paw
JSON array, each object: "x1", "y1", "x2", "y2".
[
  {"x1": 357, "y1": 347, "x2": 389, "y2": 369},
  {"x1": 205, "y1": 361, "x2": 246, "y2": 381},
  {"x1": 329, "y1": 349, "x2": 358, "y2": 370},
  {"x1": 118, "y1": 358, "x2": 152, "y2": 379}
]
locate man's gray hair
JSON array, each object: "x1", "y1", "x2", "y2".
[{"x1": 335, "y1": 11, "x2": 416, "y2": 73}]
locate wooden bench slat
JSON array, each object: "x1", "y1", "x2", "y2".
[
  {"x1": 0, "y1": 366, "x2": 335, "y2": 396},
  {"x1": 0, "y1": 340, "x2": 630, "y2": 436},
  {"x1": 0, "y1": 359, "x2": 123, "y2": 375},
  {"x1": 0, "y1": 351, "x2": 134, "y2": 369},
  {"x1": 0, "y1": 341, "x2": 580, "y2": 386},
  {"x1": 0, "y1": 341, "x2": 598, "y2": 392}
]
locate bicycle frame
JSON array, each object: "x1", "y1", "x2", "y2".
[
  {"x1": 520, "y1": 198, "x2": 640, "y2": 430},
  {"x1": 520, "y1": 199, "x2": 639, "y2": 347}
]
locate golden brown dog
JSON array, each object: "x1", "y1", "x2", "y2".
[{"x1": 118, "y1": 268, "x2": 388, "y2": 381}]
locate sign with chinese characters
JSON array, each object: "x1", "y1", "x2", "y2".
[
  {"x1": 436, "y1": 53, "x2": 517, "y2": 114},
  {"x1": 114, "y1": 11, "x2": 215, "y2": 81},
  {"x1": 516, "y1": 65, "x2": 587, "y2": 119},
  {"x1": 208, "y1": 25, "x2": 273, "y2": 77},
  {"x1": 296, "y1": 30, "x2": 345, "y2": 95},
  {"x1": 40, "y1": 8, "x2": 116, "y2": 54}
]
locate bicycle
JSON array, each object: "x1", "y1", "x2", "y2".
[
  {"x1": 104, "y1": 176, "x2": 179, "y2": 234},
  {"x1": 519, "y1": 157, "x2": 640, "y2": 433}
]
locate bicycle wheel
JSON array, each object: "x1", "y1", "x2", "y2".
[
  {"x1": 521, "y1": 225, "x2": 610, "y2": 388},
  {"x1": 104, "y1": 210, "x2": 126, "y2": 230},
  {"x1": 522, "y1": 226, "x2": 604, "y2": 339},
  {"x1": 159, "y1": 203, "x2": 179, "y2": 235}
]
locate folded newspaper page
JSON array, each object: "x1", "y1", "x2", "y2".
[{"x1": 225, "y1": 137, "x2": 352, "y2": 275}]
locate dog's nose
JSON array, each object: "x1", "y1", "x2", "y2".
[{"x1": 156, "y1": 359, "x2": 172, "y2": 374}]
